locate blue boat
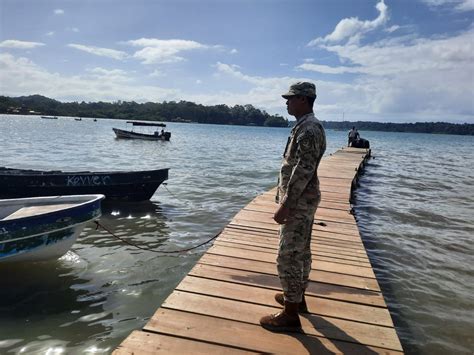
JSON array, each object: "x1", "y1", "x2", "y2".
[{"x1": 0, "y1": 194, "x2": 104, "y2": 263}]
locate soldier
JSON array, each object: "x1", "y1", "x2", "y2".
[{"x1": 260, "y1": 82, "x2": 326, "y2": 332}]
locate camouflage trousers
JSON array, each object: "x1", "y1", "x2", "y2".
[{"x1": 277, "y1": 197, "x2": 319, "y2": 303}]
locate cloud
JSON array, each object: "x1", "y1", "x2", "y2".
[
  {"x1": 86, "y1": 67, "x2": 131, "y2": 83},
  {"x1": 299, "y1": 28, "x2": 474, "y2": 117},
  {"x1": 0, "y1": 40, "x2": 45, "y2": 49},
  {"x1": 420, "y1": 0, "x2": 474, "y2": 11},
  {"x1": 308, "y1": 0, "x2": 388, "y2": 45},
  {"x1": 212, "y1": 62, "x2": 317, "y2": 110},
  {"x1": 149, "y1": 69, "x2": 165, "y2": 78},
  {"x1": 45, "y1": 31, "x2": 55, "y2": 37},
  {"x1": 67, "y1": 44, "x2": 128, "y2": 60},
  {"x1": 230, "y1": 48, "x2": 238, "y2": 54},
  {"x1": 126, "y1": 38, "x2": 217, "y2": 64},
  {"x1": 54, "y1": 9, "x2": 64, "y2": 15},
  {"x1": 0, "y1": 53, "x2": 177, "y2": 102},
  {"x1": 297, "y1": 63, "x2": 362, "y2": 74},
  {"x1": 385, "y1": 25, "x2": 400, "y2": 33}
]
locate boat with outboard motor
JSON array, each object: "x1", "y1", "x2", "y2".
[{"x1": 113, "y1": 121, "x2": 171, "y2": 141}]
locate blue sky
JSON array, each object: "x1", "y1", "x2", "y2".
[{"x1": 0, "y1": 0, "x2": 473, "y2": 123}]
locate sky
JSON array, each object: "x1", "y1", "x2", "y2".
[{"x1": 0, "y1": 0, "x2": 473, "y2": 123}]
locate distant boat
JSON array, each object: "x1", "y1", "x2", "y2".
[
  {"x1": 113, "y1": 121, "x2": 171, "y2": 141},
  {"x1": 0, "y1": 194, "x2": 104, "y2": 263},
  {"x1": 93, "y1": 118, "x2": 97, "y2": 122},
  {"x1": 75, "y1": 118, "x2": 82, "y2": 121},
  {"x1": 0, "y1": 167, "x2": 169, "y2": 202},
  {"x1": 41, "y1": 116, "x2": 58, "y2": 119}
]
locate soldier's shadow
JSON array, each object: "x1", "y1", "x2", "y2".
[{"x1": 285, "y1": 313, "x2": 379, "y2": 354}]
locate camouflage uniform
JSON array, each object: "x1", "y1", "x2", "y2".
[{"x1": 276, "y1": 112, "x2": 326, "y2": 303}]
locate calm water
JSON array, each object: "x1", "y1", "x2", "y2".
[{"x1": 0, "y1": 115, "x2": 472, "y2": 354}]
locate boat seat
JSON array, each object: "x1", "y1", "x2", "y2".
[{"x1": 2, "y1": 204, "x2": 77, "y2": 221}]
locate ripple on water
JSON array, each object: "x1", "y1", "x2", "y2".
[{"x1": 354, "y1": 132, "x2": 474, "y2": 354}]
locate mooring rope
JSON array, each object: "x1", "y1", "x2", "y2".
[
  {"x1": 94, "y1": 220, "x2": 222, "y2": 254},
  {"x1": 161, "y1": 183, "x2": 204, "y2": 209}
]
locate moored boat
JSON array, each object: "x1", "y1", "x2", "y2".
[
  {"x1": 0, "y1": 167, "x2": 169, "y2": 202},
  {"x1": 113, "y1": 121, "x2": 171, "y2": 141},
  {"x1": 0, "y1": 194, "x2": 104, "y2": 263}
]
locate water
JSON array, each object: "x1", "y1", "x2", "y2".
[
  {"x1": 0, "y1": 115, "x2": 472, "y2": 354},
  {"x1": 354, "y1": 132, "x2": 474, "y2": 354}
]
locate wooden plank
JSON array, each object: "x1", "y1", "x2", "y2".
[
  {"x1": 218, "y1": 232, "x2": 370, "y2": 258},
  {"x1": 145, "y1": 309, "x2": 402, "y2": 355},
  {"x1": 214, "y1": 240, "x2": 372, "y2": 265},
  {"x1": 242, "y1": 205, "x2": 357, "y2": 225},
  {"x1": 194, "y1": 257, "x2": 383, "y2": 296},
  {"x1": 229, "y1": 219, "x2": 363, "y2": 239},
  {"x1": 160, "y1": 291, "x2": 403, "y2": 351},
  {"x1": 207, "y1": 244, "x2": 376, "y2": 276},
  {"x1": 224, "y1": 225, "x2": 368, "y2": 249},
  {"x1": 255, "y1": 194, "x2": 351, "y2": 211},
  {"x1": 114, "y1": 330, "x2": 256, "y2": 354},
  {"x1": 177, "y1": 276, "x2": 392, "y2": 327}
]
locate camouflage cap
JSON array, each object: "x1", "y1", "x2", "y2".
[{"x1": 282, "y1": 82, "x2": 317, "y2": 99}]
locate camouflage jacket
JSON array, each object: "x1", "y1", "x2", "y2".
[{"x1": 277, "y1": 113, "x2": 326, "y2": 210}]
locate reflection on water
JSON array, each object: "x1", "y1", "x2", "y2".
[
  {"x1": 0, "y1": 261, "x2": 111, "y2": 353},
  {"x1": 84, "y1": 200, "x2": 171, "y2": 252}
]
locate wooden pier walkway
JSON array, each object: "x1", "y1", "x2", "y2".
[{"x1": 114, "y1": 147, "x2": 403, "y2": 354}]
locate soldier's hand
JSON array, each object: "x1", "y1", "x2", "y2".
[{"x1": 274, "y1": 205, "x2": 291, "y2": 224}]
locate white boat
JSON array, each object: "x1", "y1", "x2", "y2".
[
  {"x1": 112, "y1": 121, "x2": 171, "y2": 141},
  {"x1": 0, "y1": 194, "x2": 104, "y2": 263}
]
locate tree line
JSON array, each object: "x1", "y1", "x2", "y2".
[
  {"x1": 0, "y1": 94, "x2": 289, "y2": 127},
  {"x1": 320, "y1": 120, "x2": 474, "y2": 136},
  {"x1": 1, "y1": 95, "x2": 472, "y2": 135}
]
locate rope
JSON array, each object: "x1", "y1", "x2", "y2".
[
  {"x1": 94, "y1": 220, "x2": 222, "y2": 254},
  {"x1": 161, "y1": 183, "x2": 187, "y2": 205},
  {"x1": 161, "y1": 183, "x2": 203, "y2": 209}
]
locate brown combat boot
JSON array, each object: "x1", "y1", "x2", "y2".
[
  {"x1": 274, "y1": 293, "x2": 309, "y2": 314},
  {"x1": 260, "y1": 301, "x2": 301, "y2": 332}
]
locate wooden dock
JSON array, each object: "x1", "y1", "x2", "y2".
[{"x1": 114, "y1": 147, "x2": 404, "y2": 354}]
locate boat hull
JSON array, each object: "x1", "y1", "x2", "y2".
[
  {"x1": 1, "y1": 225, "x2": 82, "y2": 262},
  {"x1": 0, "y1": 167, "x2": 169, "y2": 202},
  {"x1": 0, "y1": 194, "x2": 103, "y2": 263}
]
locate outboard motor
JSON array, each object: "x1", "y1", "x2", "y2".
[{"x1": 352, "y1": 138, "x2": 370, "y2": 148}]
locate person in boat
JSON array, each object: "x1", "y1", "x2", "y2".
[
  {"x1": 260, "y1": 82, "x2": 326, "y2": 332},
  {"x1": 348, "y1": 126, "x2": 360, "y2": 146},
  {"x1": 161, "y1": 129, "x2": 165, "y2": 136}
]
